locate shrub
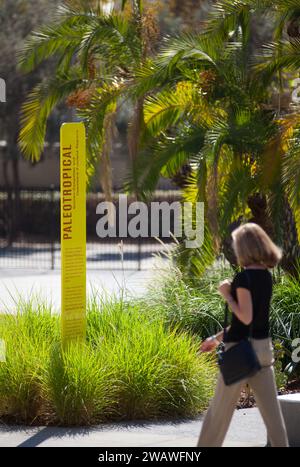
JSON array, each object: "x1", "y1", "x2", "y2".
[
  {"x1": 0, "y1": 298, "x2": 58, "y2": 423},
  {"x1": 271, "y1": 275, "x2": 300, "y2": 343},
  {"x1": 0, "y1": 293, "x2": 217, "y2": 425},
  {"x1": 42, "y1": 342, "x2": 116, "y2": 425},
  {"x1": 87, "y1": 295, "x2": 217, "y2": 421},
  {"x1": 270, "y1": 275, "x2": 300, "y2": 378},
  {"x1": 272, "y1": 340, "x2": 289, "y2": 390},
  {"x1": 139, "y1": 265, "x2": 227, "y2": 338}
]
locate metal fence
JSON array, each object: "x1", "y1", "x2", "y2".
[{"x1": 0, "y1": 188, "x2": 180, "y2": 270}]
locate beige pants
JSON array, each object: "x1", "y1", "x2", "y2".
[{"x1": 197, "y1": 337, "x2": 289, "y2": 447}]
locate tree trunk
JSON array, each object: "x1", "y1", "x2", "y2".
[
  {"x1": 127, "y1": 95, "x2": 145, "y2": 200},
  {"x1": 222, "y1": 194, "x2": 300, "y2": 280},
  {"x1": 280, "y1": 198, "x2": 300, "y2": 279},
  {"x1": 1, "y1": 159, "x2": 13, "y2": 246}
]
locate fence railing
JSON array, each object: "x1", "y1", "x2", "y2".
[{"x1": 0, "y1": 188, "x2": 180, "y2": 270}]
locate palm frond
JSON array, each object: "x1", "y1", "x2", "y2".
[
  {"x1": 129, "y1": 35, "x2": 243, "y2": 102},
  {"x1": 205, "y1": 0, "x2": 252, "y2": 46},
  {"x1": 156, "y1": 33, "x2": 219, "y2": 70},
  {"x1": 255, "y1": 40, "x2": 300, "y2": 80},
  {"x1": 267, "y1": 185, "x2": 286, "y2": 245},
  {"x1": 129, "y1": 59, "x2": 171, "y2": 99},
  {"x1": 78, "y1": 81, "x2": 123, "y2": 180},
  {"x1": 124, "y1": 124, "x2": 205, "y2": 198},
  {"x1": 173, "y1": 222, "x2": 216, "y2": 280},
  {"x1": 79, "y1": 13, "x2": 141, "y2": 71},
  {"x1": 174, "y1": 172, "x2": 217, "y2": 278},
  {"x1": 219, "y1": 160, "x2": 256, "y2": 233},
  {"x1": 18, "y1": 73, "x2": 84, "y2": 161},
  {"x1": 17, "y1": 5, "x2": 96, "y2": 73},
  {"x1": 144, "y1": 80, "x2": 219, "y2": 137},
  {"x1": 143, "y1": 90, "x2": 187, "y2": 136}
]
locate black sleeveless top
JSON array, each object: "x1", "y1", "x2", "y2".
[{"x1": 223, "y1": 268, "x2": 273, "y2": 343}]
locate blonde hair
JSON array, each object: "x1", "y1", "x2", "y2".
[{"x1": 231, "y1": 223, "x2": 282, "y2": 268}]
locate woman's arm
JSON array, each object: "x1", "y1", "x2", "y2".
[
  {"x1": 199, "y1": 277, "x2": 253, "y2": 353},
  {"x1": 219, "y1": 280, "x2": 253, "y2": 325},
  {"x1": 199, "y1": 326, "x2": 230, "y2": 352}
]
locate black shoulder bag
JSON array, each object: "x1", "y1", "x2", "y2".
[{"x1": 218, "y1": 271, "x2": 261, "y2": 386}]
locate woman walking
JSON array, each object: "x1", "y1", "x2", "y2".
[{"x1": 197, "y1": 223, "x2": 289, "y2": 447}]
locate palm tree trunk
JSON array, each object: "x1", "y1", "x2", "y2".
[
  {"x1": 2, "y1": 159, "x2": 13, "y2": 246},
  {"x1": 127, "y1": 95, "x2": 145, "y2": 200},
  {"x1": 280, "y1": 198, "x2": 300, "y2": 279},
  {"x1": 100, "y1": 112, "x2": 115, "y2": 224}
]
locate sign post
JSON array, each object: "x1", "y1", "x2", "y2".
[{"x1": 60, "y1": 122, "x2": 86, "y2": 345}]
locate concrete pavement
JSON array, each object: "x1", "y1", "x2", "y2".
[
  {"x1": 0, "y1": 408, "x2": 266, "y2": 447},
  {"x1": 0, "y1": 268, "x2": 158, "y2": 313}
]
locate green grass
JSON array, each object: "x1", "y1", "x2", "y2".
[
  {"x1": 0, "y1": 292, "x2": 217, "y2": 426},
  {"x1": 87, "y1": 296, "x2": 217, "y2": 421},
  {"x1": 139, "y1": 265, "x2": 230, "y2": 338},
  {"x1": 270, "y1": 274, "x2": 300, "y2": 376},
  {"x1": 0, "y1": 296, "x2": 59, "y2": 423},
  {"x1": 271, "y1": 274, "x2": 300, "y2": 343}
]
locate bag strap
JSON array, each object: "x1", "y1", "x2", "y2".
[
  {"x1": 223, "y1": 269, "x2": 254, "y2": 341},
  {"x1": 223, "y1": 302, "x2": 229, "y2": 341}
]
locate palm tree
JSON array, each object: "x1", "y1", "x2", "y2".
[
  {"x1": 125, "y1": 2, "x2": 300, "y2": 278},
  {"x1": 18, "y1": 0, "x2": 159, "y2": 201},
  {"x1": 18, "y1": 0, "x2": 300, "y2": 277}
]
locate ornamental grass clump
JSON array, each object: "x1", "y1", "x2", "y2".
[
  {"x1": 0, "y1": 297, "x2": 58, "y2": 423},
  {"x1": 0, "y1": 293, "x2": 217, "y2": 425},
  {"x1": 140, "y1": 265, "x2": 226, "y2": 338}
]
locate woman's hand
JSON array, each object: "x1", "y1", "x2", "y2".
[
  {"x1": 218, "y1": 279, "x2": 232, "y2": 299},
  {"x1": 199, "y1": 336, "x2": 219, "y2": 353}
]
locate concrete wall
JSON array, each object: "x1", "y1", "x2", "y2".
[{"x1": 0, "y1": 137, "x2": 175, "y2": 191}]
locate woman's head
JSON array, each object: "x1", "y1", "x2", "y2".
[{"x1": 231, "y1": 223, "x2": 282, "y2": 268}]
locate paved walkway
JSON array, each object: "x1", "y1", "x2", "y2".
[
  {"x1": 0, "y1": 408, "x2": 266, "y2": 447},
  {"x1": 0, "y1": 268, "x2": 159, "y2": 313}
]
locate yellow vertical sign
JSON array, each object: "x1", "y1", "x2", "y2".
[{"x1": 60, "y1": 122, "x2": 86, "y2": 345}]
